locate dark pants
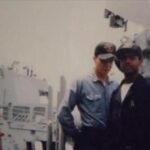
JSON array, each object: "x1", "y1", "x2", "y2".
[{"x1": 74, "y1": 127, "x2": 106, "y2": 150}]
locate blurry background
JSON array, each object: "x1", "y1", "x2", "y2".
[{"x1": 0, "y1": 0, "x2": 149, "y2": 107}]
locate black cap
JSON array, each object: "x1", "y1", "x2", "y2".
[
  {"x1": 95, "y1": 42, "x2": 116, "y2": 59},
  {"x1": 115, "y1": 42, "x2": 142, "y2": 71},
  {"x1": 116, "y1": 42, "x2": 142, "y2": 60}
]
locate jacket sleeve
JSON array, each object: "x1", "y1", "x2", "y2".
[
  {"x1": 57, "y1": 80, "x2": 81, "y2": 137},
  {"x1": 105, "y1": 88, "x2": 121, "y2": 150}
]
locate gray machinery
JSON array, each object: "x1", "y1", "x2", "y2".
[
  {"x1": 135, "y1": 29, "x2": 150, "y2": 78},
  {"x1": 0, "y1": 67, "x2": 53, "y2": 150}
]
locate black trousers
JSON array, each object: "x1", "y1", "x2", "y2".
[{"x1": 74, "y1": 127, "x2": 106, "y2": 150}]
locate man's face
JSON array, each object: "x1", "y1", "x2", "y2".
[
  {"x1": 119, "y1": 54, "x2": 143, "y2": 75},
  {"x1": 94, "y1": 56, "x2": 114, "y2": 76}
]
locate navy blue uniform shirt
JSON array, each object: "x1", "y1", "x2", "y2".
[{"x1": 58, "y1": 73, "x2": 118, "y2": 137}]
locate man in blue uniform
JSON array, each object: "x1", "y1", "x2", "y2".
[
  {"x1": 58, "y1": 42, "x2": 118, "y2": 150},
  {"x1": 108, "y1": 43, "x2": 150, "y2": 150}
]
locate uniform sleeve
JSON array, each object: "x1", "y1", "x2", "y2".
[{"x1": 57, "y1": 80, "x2": 81, "y2": 137}]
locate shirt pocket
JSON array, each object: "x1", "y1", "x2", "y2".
[
  {"x1": 86, "y1": 94, "x2": 102, "y2": 101},
  {"x1": 85, "y1": 94, "x2": 103, "y2": 113}
]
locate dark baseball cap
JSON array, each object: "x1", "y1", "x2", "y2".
[
  {"x1": 116, "y1": 42, "x2": 142, "y2": 60},
  {"x1": 95, "y1": 42, "x2": 116, "y2": 59}
]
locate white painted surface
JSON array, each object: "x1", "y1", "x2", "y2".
[
  {"x1": 0, "y1": 1, "x2": 145, "y2": 106},
  {"x1": 106, "y1": 0, "x2": 150, "y2": 27}
]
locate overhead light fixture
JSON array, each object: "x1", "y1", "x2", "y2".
[
  {"x1": 104, "y1": 9, "x2": 128, "y2": 31},
  {"x1": 110, "y1": 15, "x2": 128, "y2": 31},
  {"x1": 110, "y1": 15, "x2": 124, "y2": 27},
  {"x1": 104, "y1": 9, "x2": 113, "y2": 18}
]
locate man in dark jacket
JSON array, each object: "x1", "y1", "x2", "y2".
[{"x1": 108, "y1": 42, "x2": 150, "y2": 150}]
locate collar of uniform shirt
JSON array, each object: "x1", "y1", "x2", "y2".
[{"x1": 90, "y1": 73, "x2": 113, "y2": 85}]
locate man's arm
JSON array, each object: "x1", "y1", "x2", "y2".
[{"x1": 57, "y1": 80, "x2": 81, "y2": 138}]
